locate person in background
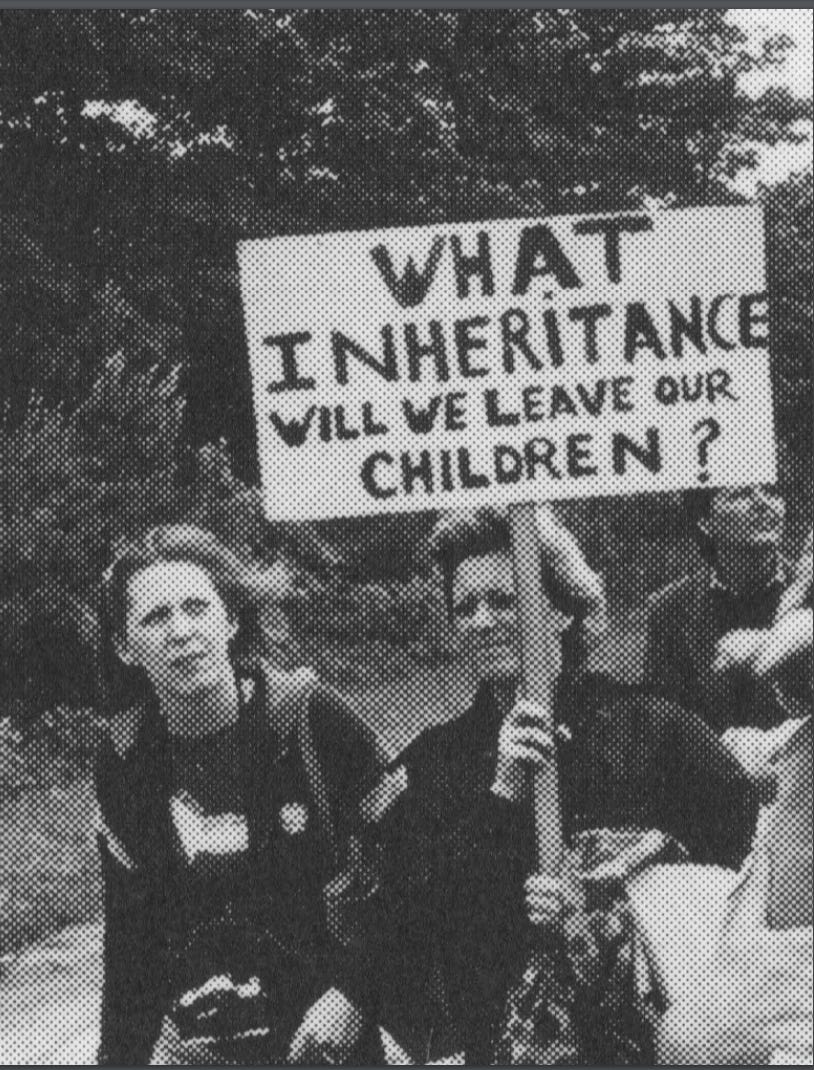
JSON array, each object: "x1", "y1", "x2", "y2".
[
  {"x1": 292, "y1": 505, "x2": 759, "y2": 1066},
  {"x1": 644, "y1": 484, "x2": 794, "y2": 734},
  {"x1": 630, "y1": 589, "x2": 812, "y2": 1066},
  {"x1": 94, "y1": 524, "x2": 385, "y2": 1066},
  {"x1": 719, "y1": 528, "x2": 813, "y2": 785}
]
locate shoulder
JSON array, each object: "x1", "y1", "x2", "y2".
[
  {"x1": 306, "y1": 683, "x2": 388, "y2": 791},
  {"x1": 398, "y1": 700, "x2": 489, "y2": 791},
  {"x1": 610, "y1": 682, "x2": 727, "y2": 748},
  {"x1": 308, "y1": 683, "x2": 383, "y2": 754},
  {"x1": 572, "y1": 674, "x2": 675, "y2": 727},
  {"x1": 398, "y1": 713, "x2": 461, "y2": 770},
  {"x1": 570, "y1": 676, "x2": 715, "y2": 760}
]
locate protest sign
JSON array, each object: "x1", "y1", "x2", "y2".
[{"x1": 238, "y1": 206, "x2": 776, "y2": 523}]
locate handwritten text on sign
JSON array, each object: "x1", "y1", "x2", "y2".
[{"x1": 238, "y1": 207, "x2": 776, "y2": 521}]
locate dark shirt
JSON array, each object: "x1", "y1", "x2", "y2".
[
  {"x1": 163, "y1": 724, "x2": 256, "y2": 999},
  {"x1": 95, "y1": 669, "x2": 385, "y2": 1066},
  {"x1": 366, "y1": 674, "x2": 759, "y2": 1065},
  {"x1": 644, "y1": 563, "x2": 790, "y2": 733}
]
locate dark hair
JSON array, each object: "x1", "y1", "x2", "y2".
[
  {"x1": 685, "y1": 484, "x2": 789, "y2": 565},
  {"x1": 430, "y1": 507, "x2": 512, "y2": 617},
  {"x1": 98, "y1": 524, "x2": 290, "y2": 713}
]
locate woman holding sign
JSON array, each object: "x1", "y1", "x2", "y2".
[
  {"x1": 294, "y1": 505, "x2": 759, "y2": 1065},
  {"x1": 94, "y1": 524, "x2": 385, "y2": 1065}
]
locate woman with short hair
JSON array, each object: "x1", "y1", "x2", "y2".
[
  {"x1": 94, "y1": 524, "x2": 385, "y2": 1065},
  {"x1": 295, "y1": 505, "x2": 760, "y2": 1065}
]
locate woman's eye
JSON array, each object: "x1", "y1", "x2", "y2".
[
  {"x1": 142, "y1": 608, "x2": 169, "y2": 627},
  {"x1": 453, "y1": 591, "x2": 514, "y2": 617},
  {"x1": 186, "y1": 599, "x2": 209, "y2": 616},
  {"x1": 453, "y1": 598, "x2": 477, "y2": 619}
]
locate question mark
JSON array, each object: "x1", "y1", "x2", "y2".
[{"x1": 692, "y1": 417, "x2": 721, "y2": 483}]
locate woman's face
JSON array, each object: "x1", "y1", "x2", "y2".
[
  {"x1": 117, "y1": 560, "x2": 237, "y2": 700},
  {"x1": 451, "y1": 551, "x2": 521, "y2": 684}
]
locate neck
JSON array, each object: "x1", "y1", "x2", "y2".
[
  {"x1": 715, "y1": 543, "x2": 778, "y2": 596},
  {"x1": 159, "y1": 672, "x2": 240, "y2": 738}
]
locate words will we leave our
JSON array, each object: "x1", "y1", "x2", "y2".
[{"x1": 268, "y1": 369, "x2": 739, "y2": 449}]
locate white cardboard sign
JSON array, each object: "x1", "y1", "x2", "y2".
[{"x1": 238, "y1": 206, "x2": 776, "y2": 522}]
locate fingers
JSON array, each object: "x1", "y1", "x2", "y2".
[
  {"x1": 504, "y1": 702, "x2": 555, "y2": 759},
  {"x1": 507, "y1": 700, "x2": 554, "y2": 743},
  {"x1": 504, "y1": 732, "x2": 555, "y2": 764},
  {"x1": 508, "y1": 698, "x2": 550, "y2": 723},
  {"x1": 526, "y1": 897, "x2": 561, "y2": 927},
  {"x1": 493, "y1": 703, "x2": 556, "y2": 800},
  {"x1": 524, "y1": 874, "x2": 564, "y2": 927}
]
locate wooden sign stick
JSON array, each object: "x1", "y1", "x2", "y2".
[{"x1": 508, "y1": 502, "x2": 563, "y2": 878}]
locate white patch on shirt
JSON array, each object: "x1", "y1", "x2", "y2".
[
  {"x1": 170, "y1": 791, "x2": 249, "y2": 864},
  {"x1": 279, "y1": 802, "x2": 309, "y2": 835}
]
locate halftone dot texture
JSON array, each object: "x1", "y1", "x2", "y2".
[{"x1": 1, "y1": 9, "x2": 811, "y2": 1066}]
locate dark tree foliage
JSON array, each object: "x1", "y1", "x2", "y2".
[{"x1": 0, "y1": 10, "x2": 810, "y2": 716}]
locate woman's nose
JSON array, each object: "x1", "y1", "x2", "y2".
[
  {"x1": 168, "y1": 610, "x2": 195, "y2": 640},
  {"x1": 753, "y1": 486, "x2": 781, "y2": 512},
  {"x1": 471, "y1": 600, "x2": 495, "y2": 630}
]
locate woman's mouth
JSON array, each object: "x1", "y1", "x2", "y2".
[
  {"x1": 172, "y1": 651, "x2": 207, "y2": 671},
  {"x1": 753, "y1": 514, "x2": 780, "y2": 531},
  {"x1": 479, "y1": 640, "x2": 516, "y2": 659}
]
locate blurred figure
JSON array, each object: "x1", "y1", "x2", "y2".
[
  {"x1": 718, "y1": 528, "x2": 812, "y2": 786},
  {"x1": 630, "y1": 594, "x2": 813, "y2": 1065},
  {"x1": 644, "y1": 484, "x2": 794, "y2": 733}
]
